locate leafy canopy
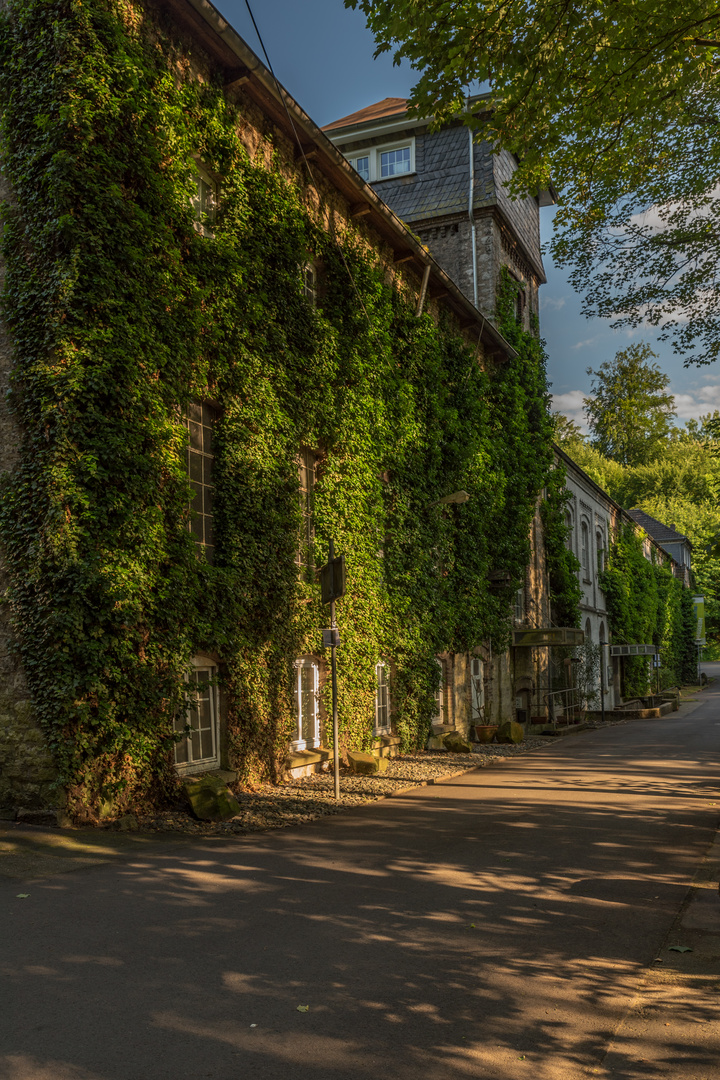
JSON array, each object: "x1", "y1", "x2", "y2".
[
  {"x1": 583, "y1": 344, "x2": 677, "y2": 466},
  {"x1": 346, "y1": 0, "x2": 720, "y2": 364}
]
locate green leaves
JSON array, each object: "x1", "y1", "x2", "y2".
[
  {"x1": 0, "y1": 0, "x2": 555, "y2": 810},
  {"x1": 347, "y1": 0, "x2": 720, "y2": 364}
]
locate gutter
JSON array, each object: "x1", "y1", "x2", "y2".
[{"x1": 163, "y1": 0, "x2": 516, "y2": 360}]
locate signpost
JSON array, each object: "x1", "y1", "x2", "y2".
[
  {"x1": 321, "y1": 540, "x2": 345, "y2": 800},
  {"x1": 694, "y1": 596, "x2": 706, "y2": 681}
]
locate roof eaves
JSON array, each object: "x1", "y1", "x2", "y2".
[{"x1": 164, "y1": 0, "x2": 516, "y2": 360}]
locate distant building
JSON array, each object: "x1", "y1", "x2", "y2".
[{"x1": 626, "y1": 509, "x2": 692, "y2": 586}]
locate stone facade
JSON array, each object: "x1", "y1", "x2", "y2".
[{"x1": 0, "y1": 0, "x2": 522, "y2": 806}]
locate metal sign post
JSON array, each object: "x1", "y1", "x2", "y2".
[{"x1": 320, "y1": 540, "x2": 345, "y2": 801}]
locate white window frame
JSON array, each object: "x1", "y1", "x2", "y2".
[
  {"x1": 435, "y1": 657, "x2": 447, "y2": 724},
  {"x1": 581, "y1": 520, "x2": 590, "y2": 574},
  {"x1": 470, "y1": 656, "x2": 484, "y2": 722},
  {"x1": 302, "y1": 262, "x2": 317, "y2": 308},
  {"x1": 374, "y1": 661, "x2": 391, "y2": 735},
  {"x1": 192, "y1": 162, "x2": 217, "y2": 236},
  {"x1": 185, "y1": 402, "x2": 216, "y2": 562},
  {"x1": 292, "y1": 657, "x2": 320, "y2": 751},
  {"x1": 174, "y1": 656, "x2": 220, "y2": 773},
  {"x1": 347, "y1": 138, "x2": 415, "y2": 183}
]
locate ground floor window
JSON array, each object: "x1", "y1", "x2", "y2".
[
  {"x1": 435, "y1": 657, "x2": 448, "y2": 723},
  {"x1": 470, "y1": 656, "x2": 483, "y2": 721},
  {"x1": 174, "y1": 657, "x2": 220, "y2": 771},
  {"x1": 292, "y1": 658, "x2": 320, "y2": 750},
  {"x1": 374, "y1": 661, "x2": 390, "y2": 733}
]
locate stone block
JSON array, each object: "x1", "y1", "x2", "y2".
[
  {"x1": 496, "y1": 721, "x2": 524, "y2": 744},
  {"x1": 347, "y1": 751, "x2": 388, "y2": 775},
  {"x1": 183, "y1": 774, "x2": 241, "y2": 821},
  {"x1": 426, "y1": 735, "x2": 448, "y2": 751},
  {"x1": 443, "y1": 732, "x2": 471, "y2": 754}
]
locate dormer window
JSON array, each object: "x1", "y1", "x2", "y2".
[
  {"x1": 380, "y1": 145, "x2": 411, "y2": 177},
  {"x1": 348, "y1": 155, "x2": 369, "y2": 182},
  {"x1": 343, "y1": 139, "x2": 415, "y2": 183}
]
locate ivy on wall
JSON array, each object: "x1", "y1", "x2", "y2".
[
  {"x1": 600, "y1": 526, "x2": 696, "y2": 696},
  {"x1": 0, "y1": 0, "x2": 555, "y2": 816}
]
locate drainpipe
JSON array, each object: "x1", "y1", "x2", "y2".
[{"x1": 467, "y1": 101, "x2": 479, "y2": 310}]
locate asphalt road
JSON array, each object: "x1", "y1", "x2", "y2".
[{"x1": 1, "y1": 686, "x2": 719, "y2": 1080}]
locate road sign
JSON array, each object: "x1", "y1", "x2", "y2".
[
  {"x1": 321, "y1": 554, "x2": 346, "y2": 605},
  {"x1": 693, "y1": 596, "x2": 706, "y2": 642},
  {"x1": 322, "y1": 628, "x2": 341, "y2": 648}
]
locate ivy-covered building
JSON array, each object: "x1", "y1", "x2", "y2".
[{"x1": 0, "y1": 0, "x2": 555, "y2": 817}]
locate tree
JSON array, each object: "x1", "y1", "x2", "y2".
[
  {"x1": 346, "y1": 0, "x2": 720, "y2": 364},
  {"x1": 583, "y1": 344, "x2": 676, "y2": 466}
]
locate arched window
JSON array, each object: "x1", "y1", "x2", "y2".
[
  {"x1": 596, "y1": 530, "x2": 605, "y2": 572},
  {"x1": 565, "y1": 511, "x2": 573, "y2": 550},
  {"x1": 581, "y1": 521, "x2": 589, "y2": 571},
  {"x1": 585, "y1": 618, "x2": 592, "y2": 641}
]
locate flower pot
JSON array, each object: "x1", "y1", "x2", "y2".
[{"x1": 472, "y1": 724, "x2": 498, "y2": 743}]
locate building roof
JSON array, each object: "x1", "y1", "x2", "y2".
[
  {"x1": 553, "y1": 446, "x2": 684, "y2": 572},
  {"x1": 161, "y1": 0, "x2": 514, "y2": 360},
  {"x1": 626, "y1": 508, "x2": 692, "y2": 549},
  {"x1": 322, "y1": 98, "x2": 408, "y2": 132}
]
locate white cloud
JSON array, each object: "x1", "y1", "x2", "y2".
[
  {"x1": 571, "y1": 336, "x2": 600, "y2": 351},
  {"x1": 550, "y1": 390, "x2": 589, "y2": 432},
  {"x1": 540, "y1": 295, "x2": 566, "y2": 312},
  {"x1": 673, "y1": 380, "x2": 720, "y2": 421}
]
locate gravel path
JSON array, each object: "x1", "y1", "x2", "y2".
[{"x1": 131, "y1": 740, "x2": 548, "y2": 836}]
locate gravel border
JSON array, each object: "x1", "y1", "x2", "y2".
[{"x1": 129, "y1": 740, "x2": 549, "y2": 836}]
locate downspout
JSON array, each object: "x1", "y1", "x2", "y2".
[{"x1": 467, "y1": 101, "x2": 478, "y2": 310}]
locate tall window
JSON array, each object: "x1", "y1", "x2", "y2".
[
  {"x1": 374, "y1": 661, "x2": 390, "y2": 733},
  {"x1": 302, "y1": 263, "x2": 317, "y2": 307},
  {"x1": 297, "y1": 447, "x2": 316, "y2": 574},
  {"x1": 581, "y1": 521, "x2": 589, "y2": 573},
  {"x1": 435, "y1": 658, "x2": 448, "y2": 724},
  {"x1": 292, "y1": 658, "x2": 320, "y2": 750},
  {"x1": 470, "y1": 656, "x2": 483, "y2": 721},
  {"x1": 514, "y1": 586, "x2": 525, "y2": 623},
  {"x1": 192, "y1": 163, "x2": 217, "y2": 236},
  {"x1": 565, "y1": 511, "x2": 573, "y2": 551},
  {"x1": 185, "y1": 403, "x2": 216, "y2": 561},
  {"x1": 174, "y1": 657, "x2": 220, "y2": 771},
  {"x1": 596, "y1": 531, "x2": 605, "y2": 572}
]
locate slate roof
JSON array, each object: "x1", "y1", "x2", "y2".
[
  {"x1": 626, "y1": 508, "x2": 692, "y2": 548},
  {"x1": 322, "y1": 98, "x2": 408, "y2": 132}
]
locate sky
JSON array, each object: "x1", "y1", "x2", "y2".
[{"x1": 218, "y1": 0, "x2": 719, "y2": 431}]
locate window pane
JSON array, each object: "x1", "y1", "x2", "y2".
[
  {"x1": 381, "y1": 147, "x2": 411, "y2": 177},
  {"x1": 301, "y1": 664, "x2": 316, "y2": 743},
  {"x1": 189, "y1": 422, "x2": 203, "y2": 451},
  {"x1": 356, "y1": 156, "x2": 369, "y2": 180},
  {"x1": 189, "y1": 451, "x2": 203, "y2": 483}
]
